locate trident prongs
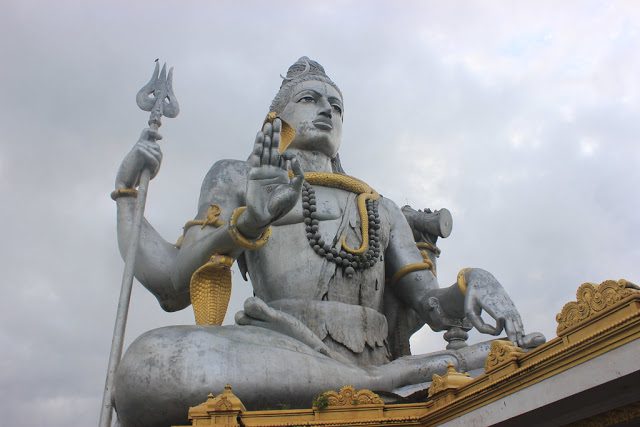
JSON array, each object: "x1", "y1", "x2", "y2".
[{"x1": 136, "y1": 60, "x2": 180, "y2": 129}]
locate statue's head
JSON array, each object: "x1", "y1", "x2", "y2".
[{"x1": 270, "y1": 57, "x2": 344, "y2": 167}]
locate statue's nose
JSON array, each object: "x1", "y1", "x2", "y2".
[{"x1": 318, "y1": 98, "x2": 332, "y2": 118}]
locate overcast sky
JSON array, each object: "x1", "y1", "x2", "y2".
[{"x1": 1, "y1": 1, "x2": 639, "y2": 425}]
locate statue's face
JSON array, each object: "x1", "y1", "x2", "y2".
[{"x1": 279, "y1": 80, "x2": 343, "y2": 158}]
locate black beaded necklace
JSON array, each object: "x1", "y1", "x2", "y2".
[{"x1": 302, "y1": 181, "x2": 381, "y2": 278}]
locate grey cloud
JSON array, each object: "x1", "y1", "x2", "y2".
[{"x1": 1, "y1": 1, "x2": 638, "y2": 424}]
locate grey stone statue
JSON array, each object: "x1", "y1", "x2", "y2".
[{"x1": 111, "y1": 57, "x2": 544, "y2": 427}]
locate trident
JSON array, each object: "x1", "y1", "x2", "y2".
[{"x1": 99, "y1": 60, "x2": 180, "y2": 427}]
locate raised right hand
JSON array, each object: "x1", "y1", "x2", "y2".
[
  {"x1": 115, "y1": 128, "x2": 163, "y2": 189},
  {"x1": 239, "y1": 118, "x2": 304, "y2": 237}
]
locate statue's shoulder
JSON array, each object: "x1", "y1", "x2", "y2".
[
  {"x1": 202, "y1": 159, "x2": 250, "y2": 183},
  {"x1": 376, "y1": 194, "x2": 402, "y2": 216},
  {"x1": 198, "y1": 159, "x2": 250, "y2": 212}
]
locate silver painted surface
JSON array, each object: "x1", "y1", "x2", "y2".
[{"x1": 111, "y1": 57, "x2": 543, "y2": 426}]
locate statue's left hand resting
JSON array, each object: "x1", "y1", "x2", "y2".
[
  {"x1": 236, "y1": 118, "x2": 304, "y2": 238},
  {"x1": 459, "y1": 268, "x2": 543, "y2": 348}
]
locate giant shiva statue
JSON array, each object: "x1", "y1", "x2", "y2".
[{"x1": 111, "y1": 57, "x2": 544, "y2": 427}]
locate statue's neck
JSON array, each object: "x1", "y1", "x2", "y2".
[{"x1": 288, "y1": 149, "x2": 333, "y2": 173}]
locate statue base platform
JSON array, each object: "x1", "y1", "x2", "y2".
[{"x1": 171, "y1": 280, "x2": 640, "y2": 426}]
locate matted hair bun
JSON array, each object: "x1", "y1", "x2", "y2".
[{"x1": 269, "y1": 57, "x2": 342, "y2": 114}]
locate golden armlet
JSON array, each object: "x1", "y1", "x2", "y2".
[
  {"x1": 110, "y1": 188, "x2": 138, "y2": 200},
  {"x1": 389, "y1": 262, "x2": 431, "y2": 286}
]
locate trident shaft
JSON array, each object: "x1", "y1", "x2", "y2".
[{"x1": 99, "y1": 60, "x2": 179, "y2": 427}]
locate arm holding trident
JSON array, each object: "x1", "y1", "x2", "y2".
[
  {"x1": 105, "y1": 61, "x2": 306, "y2": 424},
  {"x1": 100, "y1": 60, "x2": 180, "y2": 427}
]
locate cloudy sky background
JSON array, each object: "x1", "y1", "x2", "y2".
[{"x1": 1, "y1": 1, "x2": 639, "y2": 424}]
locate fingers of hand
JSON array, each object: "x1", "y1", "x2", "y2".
[
  {"x1": 270, "y1": 131, "x2": 281, "y2": 167},
  {"x1": 504, "y1": 318, "x2": 519, "y2": 344},
  {"x1": 467, "y1": 312, "x2": 499, "y2": 335},
  {"x1": 272, "y1": 118, "x2": 282, "y2": 133},
  {"x1": 260, "y1": 122, "x2": 273, "y2": 166},
  {"x1": 138, "y1": 146, "x2": 161, "y2": 173},
  {"x1": 262, "y1": 121, "x2": 273, "y2": 138},
  {"x1": 249, "y1": 131, "x2": 265, "y2": 167},
  {"x1": 289, "y1": 157, "x2": 304, "y2": 192},
  {"x1": 514, "y1": 316, "x2": 525, "y2": 346},
  {"x1": 261, "y1": 133, "x2": 272, "y2": 165},
  {"x1": 289, "y1": 155, "x2": 304, "y2": 177},
  {"x1": 140, "y1": 128, "x2": 163, "y2": 142},
  {"x1": 138, "y1": 139, "x2": 162, "y2": 156}
]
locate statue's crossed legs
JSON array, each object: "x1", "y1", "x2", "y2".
[{"x1": 113, "y1": 298, "x2": 493, "y2": 427}]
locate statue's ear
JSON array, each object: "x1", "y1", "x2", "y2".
[{"x1": 264, "y1": 111, "x2": 296, "y2": 154}]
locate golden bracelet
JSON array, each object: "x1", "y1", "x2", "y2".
[
  {"x1": 110, "y1": 188, "x2": 138, "y2": 200},
  {"x1": 457, "y1": 268, "x2": 471, "y2": 294},
  {"x1": 389, "y1": 261, "x2": 431, "y2": 286},
  {"x1": 228, "y1": 206, "x2": 272, "y2": 250}
]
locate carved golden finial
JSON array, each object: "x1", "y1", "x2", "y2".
[
  {"x1": 556, "y1": 279, "x2": 640, "y2": 335},
  {"x1": 484, "y1": 340, "x2": 526, "y2": 373},
  {"x1": 314, "y1": 385, "x2": 383, "y2": 408},
  {"x1": 188, "y1": 384, "x2": 246, "y2": 422},
  {"x1": 428, "y1": 363, "x2": 473, "y2": 397}
]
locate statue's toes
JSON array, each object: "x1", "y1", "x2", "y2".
[
  {"x1": 243, "y1": 296, "x2": 275, "y2": 321},
  {"x1": 522, "y1": 332, "x2": 546, "y2": 348},
  {"x1": 234, "y1": 310, "x2": 251, "y2": 325}
]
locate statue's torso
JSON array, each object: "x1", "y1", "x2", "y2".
[{"x1": 245, "y1": 185, "x2": 390, "y2": 312}]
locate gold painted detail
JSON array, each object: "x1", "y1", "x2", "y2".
[
  {"x1": 302, "y1": 172, "x2": 377, "y2": 195},
  {"x1": 339, "y1": 192, "x2": 379, "y2": 254},
  {"x1": 456, "y1": 268, "x2": 471, "y2": 294},
  {"x1": 484, "y1": 340, "x2": 526, "y2": 373},
  {"x1": 389, "y1": 262, "x2": 431, "y2": 286},
  {"x1": 176, "y1": 205, "x2": 225, "y2": 248},
  {"x1": 315, "y1": 386, "x2": 383, "y2": 408},
  {"x1": 189, "y1": 254, "x2": 234, "y2": 325},
  {"x1": 428, "y1": 363, "x2": 473, "y2": 397},
  {"x1": 188, "y1": 384, "x2": 246, "y2": 425},
  {"x1": 294, "y1": 172, "x2": 381, "y2": 256},
  {"x1": 416, "y1": 245, "x2": 435, "y2": 273},
  {"x1": 184, "y1": 204, "x2": 225, "y2": 231},
  {"x1": 265, "y1": 111, "x2": 296, "y2": 154},
  {"x1": 110, "y1": 187, "x2": 138, "y2": 200},
  {"x1": 556, "y1": 279, "x2": 640, "y2": 335},
  {"x1": 228, "y1": 206, "x2": 272, "y2": 250},
  {"x1": 417, "y1": 241, "x2": 441, "y2": 257},
  {"x1": 174, "y1": 283, "x2": 640, "y2": 427}
]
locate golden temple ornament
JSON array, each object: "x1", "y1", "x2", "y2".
[{"x1": 556, "y1": 279, "x2": 639, "y2": 335}]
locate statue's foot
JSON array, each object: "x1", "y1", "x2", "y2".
[{"x1": 235, "y1": 297, "x2": 352, "y2": 364}]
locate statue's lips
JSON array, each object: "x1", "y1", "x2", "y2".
[{"x1": 313, "y1": 119, "x2": 333, "y2": 130}]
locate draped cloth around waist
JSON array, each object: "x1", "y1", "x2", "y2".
[{"x1": 268, "y1": 299, "x2": 388, "y2": 355}]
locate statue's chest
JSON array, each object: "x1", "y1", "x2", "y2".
[{"x1": 272, "y1": 186, "x2": 346, "y2": 225}]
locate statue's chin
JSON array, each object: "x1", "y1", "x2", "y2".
[{"x1": 287, "y1": 135, "x2": 340, "y2": 159}]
